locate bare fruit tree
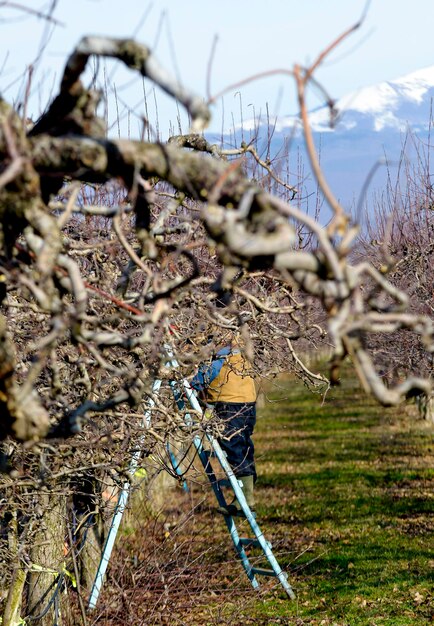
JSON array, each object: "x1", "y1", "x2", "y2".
[
  {"x1": 357, "y1": 144, "x2": 434, "y2": 420},
  {"x1": 0, "y1": 18, "x2": 433, "y2": 625}
]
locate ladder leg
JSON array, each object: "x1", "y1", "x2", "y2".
[
  {"x1": 191, "y1": 434, "x2": 260, "y2": 590},
  {"x1": 88, "y1": 378, "x2": 163, "y2": 610},
  {"x1": 206, "y1": 432, "x2": 295, "y2": 599},
  {"x1": 244, "y1": 513, "x2": 295, "y2": 598},
  {"x1": 190, "y1": 398, "x2": 294, "y2": 597}
]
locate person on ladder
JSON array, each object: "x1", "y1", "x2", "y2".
[{"x1": 191, "y1": 332, "x2": 258, "y2": 516}]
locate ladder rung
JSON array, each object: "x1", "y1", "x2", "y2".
[
  {"x1": 217, "y1": 479, "x2": 231, "y2": 488},
  {"x1": 239, "y1": 538, "x2": 272, "y2": 549},
  {"x1": 239, "y1": 538, "x2": 260, "y2": 548},
  {"x1": 218, "y1": 509, "x2": 257, "y2": 519},
  {"x1": 201, "y1": 449, "x2": 219, "y2": 460},
  {"x1": 251, "y1": 567, "x2": 286, "y2": 578}
]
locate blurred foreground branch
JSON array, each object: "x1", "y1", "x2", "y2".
[{"x1": 0, "y1": 33, "x2": 430, "y2": 448}]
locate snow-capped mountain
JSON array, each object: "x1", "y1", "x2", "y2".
[
  {"x1": 309, "y1": 65, "x2": 434, "y2": 133},
  {"x1": 216, "y1": 66, "x2": 434, "y2": 214},
  {"x1": 238, "y1": 65, "x2": 434, "y2": 134}
]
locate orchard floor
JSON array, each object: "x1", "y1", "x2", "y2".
[{"x1": 93, "y1": 374, "x2": 434, "y2": 626}]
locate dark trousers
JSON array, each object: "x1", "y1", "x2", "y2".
[{"x1": 212, "y1": 402, "x2": 256, "y2": 480}]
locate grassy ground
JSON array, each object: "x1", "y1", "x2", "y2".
[
  {"x1": 245, "y1": 374, "x2": 434, "y2": 625},
  {"x1": 101, "y1": 373, "x2": 434, "y2": 625}
]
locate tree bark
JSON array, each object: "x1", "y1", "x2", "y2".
[
  {"x1": 2, "y1": 511, "x2": 26, "y2": 626},
  {"x1": 26, "y1": 494, "x2": 67, "y2": 626}
]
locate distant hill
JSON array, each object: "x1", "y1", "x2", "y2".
[{"x1": 210, "y1": 66, "x2": 434, "y2": 223}]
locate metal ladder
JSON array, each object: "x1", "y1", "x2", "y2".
[
  {"x1": 173, "y1": 373, "x2": 295, "y2": 599},
  {"x1": 87, "y1": 364, "x2": 295, "y2": 610}
]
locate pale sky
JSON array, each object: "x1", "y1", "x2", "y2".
[{"x1": 1, "y1": 0, "x2": 434, "y2": 137}]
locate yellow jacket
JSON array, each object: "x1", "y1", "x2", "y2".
[{"x1": 192, "y1": 346, "x2": 256, "y2": 404}]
